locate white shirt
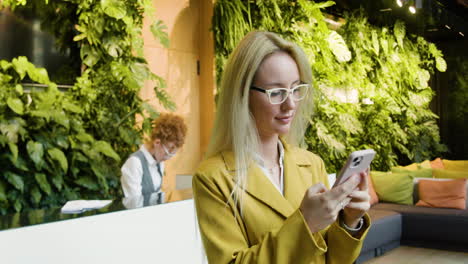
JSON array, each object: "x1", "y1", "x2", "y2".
[
  {"x1": 256, "y1": 140, "x2": 285, "y2": 195},
  {"x1": 120, "y1": 145, "x2": 164, "y2": 197}
]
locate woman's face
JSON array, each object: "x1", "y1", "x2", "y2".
[
  {"x1": 152, "y1": 139, "x2": 178, "y2": 162},
  {"x1": 249, "y1": 51, "x2": 301, "y2": 139}
]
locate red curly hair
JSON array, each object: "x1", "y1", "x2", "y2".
[{"x1": 150, "y1": 113, "x2": 187, "y2": 148}]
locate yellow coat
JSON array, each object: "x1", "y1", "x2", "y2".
[{"x1": 193, "y1": 142, "x2": 371, "y2": 264}]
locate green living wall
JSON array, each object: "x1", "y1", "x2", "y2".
[
  {"x1": 0, "y1": 0, "x2": 172, "y2": 215},
  {"x1": 213, "y1": 0, "x2": 446, "y2": 173}
]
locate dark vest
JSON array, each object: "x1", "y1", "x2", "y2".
[{"x1": 132, "y1": 150, "x2": 163, "y2": 195}]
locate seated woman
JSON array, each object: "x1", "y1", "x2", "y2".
[
  {"x1": 121, "y1": 113, "x2": 187, "y2": 198},
  {"x1": 193, "y1": 31, "x2": 371, "y2": 263}
]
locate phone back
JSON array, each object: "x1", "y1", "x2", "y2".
[{"x1": 334, "y1": 149, "x2": 376, "y2": 186}]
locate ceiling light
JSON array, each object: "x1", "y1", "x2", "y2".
[
  {"x1": 396, "y1": 0, "x2": 404, "y2": 7},
  {"x1": 409, "y1": 5, "x2": 416, "y2": 14},
  {"x1": 460, "y1": 32, "x2": 465, "y2": 37}
]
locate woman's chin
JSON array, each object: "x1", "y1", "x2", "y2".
[{"x1": 275, "y1": 125, "x2": 291, "y2": 135}]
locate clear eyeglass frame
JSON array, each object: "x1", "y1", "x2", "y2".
[
  {"x1": 250, "y1": 83, "x2": 310, "y2": 105},
  {"x1": 162, "y1": 144, "x2": 177, "y2": 157}
]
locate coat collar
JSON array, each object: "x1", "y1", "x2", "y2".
[{"x1": 220, "y1": 139, "x2": 312, "y2": 218}]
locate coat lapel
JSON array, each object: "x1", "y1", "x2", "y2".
[
  {"x1": 246, "y1": 164, "x2": 294, "y2": 218},
  {"x1": 282, "y1": 142, "x2": 312, "y2": 209},
  {"x1": 220, "y1": 142, "x2": 313, "y2": 219},
  {"x1": 221, "y1": 151, "x2": 293, "y2": 218}
]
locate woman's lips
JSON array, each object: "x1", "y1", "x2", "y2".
[{"x1": 276, "y1": 116, "x2": 293, "y2": 124}]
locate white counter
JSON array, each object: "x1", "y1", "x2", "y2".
[{"x1": 0, "y1": 199, "x2": 205, "y2": 264}]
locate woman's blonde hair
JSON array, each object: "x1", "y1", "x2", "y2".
[{"x1": 206, "y1": 31, "x2": 314, "y2": 211}]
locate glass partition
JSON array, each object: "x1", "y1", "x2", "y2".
[{"x1": 0, "y1": 188, "x2": 193, "y2": 232}]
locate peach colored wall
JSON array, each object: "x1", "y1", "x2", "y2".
[
  {"x1": 141, "y1": 0, "x2": 214, "y2": 190},
  {"x1": 199, "y1": 0, "x2": 215, "y2": 158}
]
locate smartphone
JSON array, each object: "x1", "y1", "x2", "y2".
[{"x1": 332, "y1": 149, "x2": 376, "y2": 188}]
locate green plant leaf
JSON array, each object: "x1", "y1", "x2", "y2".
[
  {"x1": 15, "y1": 84, "x2": 23, "y2": 95},
  {"x1": 75, "y1": 132, "x2": 94, "y2": 143},
  {"x1": 80, "y1": 45, "x2": 100, "y2": 67},
  {"x1": 129, "y1": 62, "x2": 149, "y2": 86},
  {"x1": 142, "y1": 101, "x2": 159, "y2": 119},
  {"x1": 51, "y1": 111, "x2": 70, "y2": 129},
  {"x1": 8, "y1": 142, "x2": 18, "y2": 162},
  {"x1": 62, "y1": 101, "x2": 83, "y2": 114},
  {"x1": 118, "y1": 126, "x2": 135, "y2": 144},
  {"x1": 394, "y1": 20, "x2": 406, "y2": 48},
  {"x1": 326, "y1": 31, "x2": 351, "y2": 62},
  {"x1": 7, "y1": 98, "x2": 24, "y2": 115},
  {"x1": 101, "y1": 0, "x2": 127, "y2": 19},
  {"x1": 27, "y1": 67, "x2": 50, "y2": 84},
  {"x1": 47, "y1": 148, "x2": 68, "y2": 172},
  {"x1": 371, "y1": 30, "x2": 380, "y2": 56},
  {"x1": 90, "y1": 163, "x2": 109, "y2": 192},
  {"x1": 13, "y1": 199, "x2": 22, "y2": 212},
  {"x1": 435, "y1": 57, "x2": 447, "y2": 72},
  {"x1": 73, "y1": 33, "x2": 87, "y2": 42},
  {"x1": 103, "y1": 36, "x2": 123, "y2": 57},
  {"x1": 5, "y1": 172, "x2": 24, "y2": 192},
  {"x1": 150, "y1": 20, "x2": 170, "y2": 48},
  {"x1": 0, "y1": 60, "x2": 11, "y2": 71},
  {"x1": 0, "y1": 72, "x2": 13, "y2": 83},
  {"x1": 312, "y1": 1, "x2": 336, "y2": 9},
  {"x1": 75, "y1": 176, "x2": 99, "y2": 191},
  {"x1": 73, "y1": 151, "x2": 89, "y2": 163},
  {"x1": 29, "y1": 110, "x2": 51, "y2": 120},
  {"x1": 93, "y1": 141, "x2": 120, "y2": 161},
  {"x1": 35, "y1": 173, "x2": 52, "y2": 195},
  {"x1": 11, "y1": 56, "x2": 30, "y2": 80},
  {"x1": 0, "y1": 120, "x2": 22, "y2": 143},
  {"x1": 30, "y1": 186, "x2": 42, "y2": 204},
  {"x1": 0, "y1": 180, "x2": 7, "y2": 201},
  {"x1": 10, "y1": 156, "x2": 29, "y2": 171},
  {"x1": 51, "y1": 173, "x2": 64, "y2": 191},
  {"x1": 27, "y1": 140, "x2": 44, "y2": 166},
  {"x1": 55, "y1": 134, "x2": 69, "y2": 149}
]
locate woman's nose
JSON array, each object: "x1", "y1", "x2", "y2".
[{"x1": 281, "y1": 94, "x2": 296, "y2": 110}]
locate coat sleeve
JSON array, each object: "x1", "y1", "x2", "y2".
[
  {"x1": 314, "y1": 154, "x2": 372, "y2": 264},
  {"x1": 325, "y1": 214, "x2": 371, "y2": 264},
  {"x1": 193, "y1": 171, "x2": 328, "y2": 264}
]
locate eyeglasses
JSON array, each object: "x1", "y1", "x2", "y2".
[
  {"x1": 162, "y1": 144, "x2": 177, "y2": 157},
  {"x1": 250, "y1": 83, "x2": 309, "y2": 105}
]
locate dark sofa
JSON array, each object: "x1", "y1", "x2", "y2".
[{"x1": 356, "y1": 198, "x2": 468, "y2": 263}]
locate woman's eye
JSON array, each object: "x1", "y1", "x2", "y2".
[{"x1": 270, "y1": 91, "x2": 282, "y2": 97}]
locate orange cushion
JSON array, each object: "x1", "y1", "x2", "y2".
[
  {"x1": 416, "y1": 179, "x2": 467, "y2": 209},
  {"x1": 430, "y1": 158, "x2": 445, "y2": 169},
  {"x1": 368, "y1": 174, "x2": 379, "y2": 205}
]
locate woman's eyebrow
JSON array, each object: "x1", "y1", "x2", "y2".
[{"x1": 262, "y1": 80, "x2": 301, "y2": 87}]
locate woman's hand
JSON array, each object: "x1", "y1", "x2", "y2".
[
  {"x1": 342, "y1": 169, "x2": 371, "y2": 228},
  {"x1": 299, "y1": 175, "x2": 361, "y2": 233}
]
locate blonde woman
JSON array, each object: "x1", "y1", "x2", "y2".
[{"x1": 193, "y1": 31, "x2": 371, "y2": 263}]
